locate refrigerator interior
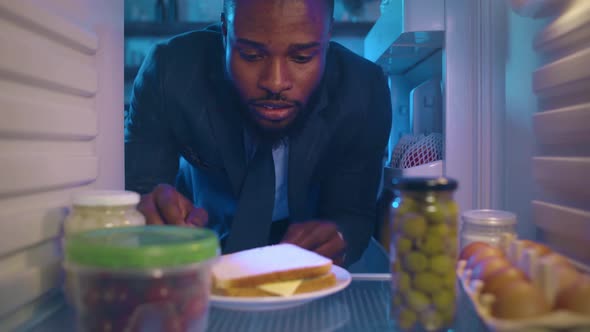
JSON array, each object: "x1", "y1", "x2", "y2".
[
  {"x1": 365, "y1": 0, "x2": 445, "y2": 179},
  {"x1": 0, "y1": 0, "x2": 589, "y2": 329}
]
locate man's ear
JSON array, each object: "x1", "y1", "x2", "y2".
[{"x1": 221, "y1": 13, "x2": 228, "y2": 47}]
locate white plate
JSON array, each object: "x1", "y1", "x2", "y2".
[{"x1": 210, "y1": 265, "x2": 351, "y2": 311}]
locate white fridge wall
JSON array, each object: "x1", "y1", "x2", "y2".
[
  {"x1": 503, "y1": 10, "x2": 551, "y2": 241},
  {"x1": 444, "y1": 0, "x2": 478, "y2": 213},
  {"x1": 467, "y1": 0, "x2": 590, "y2": 265},
  {"x1": 0, "y1": 0, "x2": 123, "y2": 326},
  {"x1": 444, "y1": 0, "x2": 541, "y2": 222},
  {"x1": 20, "y1": 0, "x2": 126, "y2": 190},
  {"x1": 525, "y1": 0, "x2": 590, "y2": 264}
]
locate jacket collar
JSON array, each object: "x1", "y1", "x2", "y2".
[{"x1": 205, "y1": 39, "x2": 339, "y2": 200}]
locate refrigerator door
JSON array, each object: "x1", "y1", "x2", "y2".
[
  {"x1": 410, "y1": 77, "x2": 443, "y2": 135},
  {"x1": 0, "y1": 1, "x2": 123, "y2": 329}
]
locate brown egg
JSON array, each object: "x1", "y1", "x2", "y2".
[
  {"x1": 482, "y1": 267, "x2": 527, "y2": 296},
  {"x1": 466, "y1": 246, "x2": 505, "y2": 270},
  {"x1": 555, "y1": 265, "x2": 580, "y2": 295},
  {"x1": 471, "y1": 257, "x2": 513, "y2": 282},
  {"x1": 520, "y1": 240, "x2": 552, "y2": 257},
  {"x1": 492, "y1": 280, "x2": 551, "y2": 319},
  {"x1": 544, "y1": 253, "x2": 574, "y2": 269},
  {"x1": 459, "y1": 242, "x2": 493, "y2": 261},
  {"x1": 556, "y1": 275, "x2": 590, "y2": 315}
]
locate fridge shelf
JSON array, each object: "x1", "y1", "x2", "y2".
[
  {"x1": 533, "y1": 199, "x2": 590, "y2": 266},
  {"x1": 533, "y1": 157, "x2": 590, "y2": 206},
  {"x1": 533, "y1": 103, "x2": 590, "y2": 146},
  {"x1": 364, "y1": 0, "x2": 444, "y2": 75},
  {"x1": 533, "y1": 47, "x2": 590, "y2": 99},
  {"x1": 533, "y1": 0, "x2": 590, "y2": 53}
]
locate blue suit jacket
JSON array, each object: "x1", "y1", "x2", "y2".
[{"x1": 125, "y1": 26, "x2": 392, "y2": 265}]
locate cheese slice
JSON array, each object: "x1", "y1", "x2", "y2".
[{"x1": 256, "y1": 279, "x2": 303, "y2": 297}]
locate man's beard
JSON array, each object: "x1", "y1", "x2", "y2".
[
  {"x1": 241, "y1": 103, "x2": 309, "y2": 148},
  {"x1": 240, "y1": 89, "x2": 321, "y2": 147}
]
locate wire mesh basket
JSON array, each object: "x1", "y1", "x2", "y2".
[{"x1": 391, "y1": 133, "x2": 443, "y2": 169}]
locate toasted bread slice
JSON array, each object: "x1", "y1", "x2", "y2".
[
  {"x1": 212, "y1": 244, "x2": 333, "y2": 289},
  {"x1": 213, "y1": 272, "x2": 337, "y2": 297}
]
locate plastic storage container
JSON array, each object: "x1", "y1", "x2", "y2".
[
  {"x1": 459, "y1": 210, "x2": 517, "y2": 250},
  {"x1": 64, "y1": 190, "x2": 145, "y2": 235},
  {"x1": 64, "y1": 226, "x2": 220, "y2": 332},
  {"x1": 390, "y1": 177, "x2": 459, "y2": 332}
]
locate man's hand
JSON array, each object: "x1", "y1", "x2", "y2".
[
  {"x1": 137, "y1": 184, "x2": 208, "y2": 227},
  {"x1": 281, "y1": 221, "x2": 347, "y2": 265}
]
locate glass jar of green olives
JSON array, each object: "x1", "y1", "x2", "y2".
[{"x1": 390, "y1": 178, "x2": 459, "y2": 332}]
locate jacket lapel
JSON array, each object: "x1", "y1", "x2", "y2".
[
  {"x1": 206, "y1": 73, "x2": 247, "y2": 197},
  {"x1": 288, "y1": 46, "x2": 340, "y2": 222},
  {"x1": 288, "y1": 105, "x2": 325, "y2": 221},
  {"x1": 288, "y1": 82, "x2": 331, "y2": 222}
]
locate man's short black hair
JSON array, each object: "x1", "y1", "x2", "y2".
[{"x1": 223, "y1": 0, "x2": 335, "y2": 20}]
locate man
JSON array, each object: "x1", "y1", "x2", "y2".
[{"x1": 125, "y1": 0, "x2": 392, "y2": 266}]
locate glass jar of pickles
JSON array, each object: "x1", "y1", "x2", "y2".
[{"x1": 390, "y1": 178, "x2": 459, "y2": 332}]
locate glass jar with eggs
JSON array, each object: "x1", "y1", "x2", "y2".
[{"x1": 389, "y1": 177, "x2": 459, "y2": 332}]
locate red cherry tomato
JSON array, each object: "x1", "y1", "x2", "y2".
[
  {"x1": 145, "y1": 281, "x2": 174, "y2": 303},
  {"x1": 163, "y1": 315, "x2": 185, "y2": 332},
  {"x1": 113, "y1": 285, "x2": 140, "y2": 316},
  {"x1": 100, "y1": 285, "x2": 120, "y2": 307},
  {"x1": 181, "y1": 296, "x2": 207, "y2": 325},
  {"x1": 83, "y1": 288, "x2": 102, "y2": 310},
  {"x1": 92, "y1": 318, "x2": 121, "y2": 332}
]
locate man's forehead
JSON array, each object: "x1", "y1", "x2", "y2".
[
  {"x1": 230, "y1": 0, "x2": 329, "y2": 21},
  {"x1": 231, "y1": 1, "x2": 328, "y2": 34}
]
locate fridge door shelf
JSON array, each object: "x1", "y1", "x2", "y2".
[
  {"x1": 385, "y1": 160, "x2": 444, "y2": 182},
  {"x1": 364, "y1": 0, "x2": 444, "y2": 75}
]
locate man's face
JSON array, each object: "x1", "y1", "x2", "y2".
[{"x1": 222, "y1": 0, "x2": 331, "y2": 134}]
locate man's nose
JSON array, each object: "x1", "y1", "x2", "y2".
[{"x1": 258, "y1": 58, "x2": 293, "y2": 95}]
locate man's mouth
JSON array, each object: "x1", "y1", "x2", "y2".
[
  {"x1": 251, "y1": 102, "x2": 296, "y2": 122},
  {"x1": 252, "y1": 102, "x2": 295, "y2": 110}
]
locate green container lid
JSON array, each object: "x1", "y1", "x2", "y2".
[{"x1": 65, "y1": 226, "x2": 220, "y2": 269}]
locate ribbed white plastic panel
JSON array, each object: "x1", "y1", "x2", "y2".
[
  {"x1": 532, "y1": 201, "x2": 590, "y2": 263},
  {"x1": 526, "y1": 0, "x2": 590, "y2": 265},
  {"x1": 0, "y1": 0, "x2": 99, "y2": 324}
]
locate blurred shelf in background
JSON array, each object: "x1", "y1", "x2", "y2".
[
  {"x1": 123, "y1": 0, "x2": 381, "y2": 104},
  {"x1": 124, "y1": 21, "x2": 375, "y2": 83},
  {"x1": 125, "y1": 21, "x2": 374, "y2": 38},
  {"x1": 125, "y1": 21, "x2": 214, "y2": 37}
]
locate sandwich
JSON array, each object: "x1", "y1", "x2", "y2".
[{"x1": 211, "y1": 243, "x2": 337, "y2": 297}]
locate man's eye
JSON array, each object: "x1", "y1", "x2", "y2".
[
  {"x1": 291, "y1": 55, "x2": 313, "y2": 64},
  {"x1": 239, "y1": 52, "x2": 263, "y2": 61}
]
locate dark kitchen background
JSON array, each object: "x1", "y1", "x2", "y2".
[{"x1": 124, "y1": 0, "x2": 382, "y2": 106}]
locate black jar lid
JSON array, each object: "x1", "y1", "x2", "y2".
[{"x1": 392, "y1": 177, "x2": 458, "y2": 191}]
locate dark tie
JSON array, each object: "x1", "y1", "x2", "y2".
[{"x1": 223, "y1": 142, "x2": 275, "y2": 253}]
